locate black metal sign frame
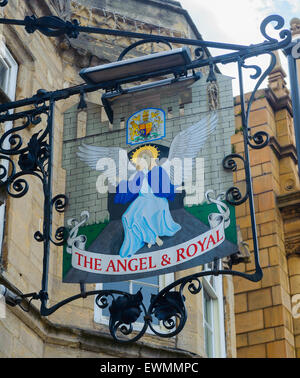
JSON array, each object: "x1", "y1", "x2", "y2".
[{"x1": 0, "y1": 1, "x2": 293, "y2": 343}]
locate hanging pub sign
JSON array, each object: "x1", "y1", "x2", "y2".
[{"x1": 62, "y1": 75, "x2": 238, "y2": 283}]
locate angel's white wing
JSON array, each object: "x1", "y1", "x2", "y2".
[
  {"x1": 77, "y1": 143, "x2": 136, "y2": 186},
  {"x1": 162, "y1": 112, "x2": 218, "y2": 183}
]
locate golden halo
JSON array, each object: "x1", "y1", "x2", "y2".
[{"x1": 131, "y1": 145, "x2": 159, "y2": 164}]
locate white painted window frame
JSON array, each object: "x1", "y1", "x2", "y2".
[
  {"x1": 202, "y1": 262, "x2": 226, "y2": 358},
  {"x1": 0, "y1": 41, "x2": 18, "y2": 100},
  {"x1": 0, "y1": 41, "x2": 18, "y2": 257}
]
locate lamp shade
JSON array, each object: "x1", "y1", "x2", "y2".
[{"x1": 79, "y1": 47, "x2": 192, "y2": 85}]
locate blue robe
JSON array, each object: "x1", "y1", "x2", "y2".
[{"x1": 114, "y1": 166, "x2": 181, "y2": 258}]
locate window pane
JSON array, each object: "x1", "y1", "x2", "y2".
[
  {"x1": 103, "y1": 281, "x2": 130, "y2": 292},
  {"x1": 135, "y1": 275, "x2": 159, "y2": 285}
]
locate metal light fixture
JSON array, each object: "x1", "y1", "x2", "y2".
[
  {"x1": 79, "y1": 47, "x2": 192, "y2": 85},
  {"x1": 101, "y1": 72, "x2": 201, "y2": 123}
]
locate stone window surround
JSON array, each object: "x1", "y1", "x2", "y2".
[{"x1": 0, "y1": 41, "x2": 18, "y2": 260}]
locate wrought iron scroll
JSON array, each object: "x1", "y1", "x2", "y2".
[
  {"x1": 0, "y1": 10, "x2": 293, "y2": 343},
  {"x1": 0, "y1": 100, "x2": 68, "y2": 311},
  {"x1": 117, "y1": 39, "x2": 173, "y2": 62},
  {"x1": 220, "y1": 16, "x2": 288, "y2": 283},
  {"x1": 0, "y1": 107, "x2": 49, "y2": 197}
]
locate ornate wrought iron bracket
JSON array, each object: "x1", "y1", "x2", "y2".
[{"x1": 0, "y1": 7, "x2": 292, "y2": 343}]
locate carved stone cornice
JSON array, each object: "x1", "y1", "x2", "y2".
[
  {"x1": 269, "y1": 136, "x2": 298, "y2": 165},
  {"x1": 284, "y1": 235, "x2": 300, "y2": 258},
  {"x1": 265, "y1": 88, "x2": 293, "y2": 117},
  {"x1": 277, "y1": 191, "x2": 300, "y2": 258},
  {"x1": 277, "y1": 190, "x2": 300, "y2": 211}
]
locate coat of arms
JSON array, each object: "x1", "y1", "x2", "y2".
[{"x1": 127, "y1": 108, "x2": 165, "y2": 145}]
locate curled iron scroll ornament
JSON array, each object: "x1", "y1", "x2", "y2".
[
  {"x1": 232, "y1": 15, "x2": 289, "y2": 154},
  {"x1": 194, "y1": 47, "x2": 205, "y2": 61},
  {"x1": 0, "y1": 115, "x2": 46, "y2": 198},
  {"x1": 117, "y1": 38, "x2": 172, "y2": 62},
  {"x1": 221, "y1": 50, "x2": 277, "y2": 206},
  {"x1": 222, "y1": 154, "x2": 249, "y2": 206},
  {"x1": 0, "y1": 106, "x2": 48, "y2": 156},
  {"x1": 243, "y1": 52, "x2": 276, "y2": 133},
  {"x1": 50, "y1": 227, "x2": 68, "y2": 247},
  {"x1": 0, "y1": 116, "x2": 37, "y2": 156},
  {"x1": 0, "y1": 106, "x2": 67, "y2": 246},
  {"x1": 0, "y1": 1, "x2": 8, "y2": 7},
  {"x1": 0, "y1": 155, "x2": 15, "y2": 187},
  {"x1": 248, "y1": 130, "x2": 270, "y2": 150},
  {"x1": 94, "y1": 275, "x2": 203, "y2": 343},
  {"x1": 51, "y1": 194, "x2": 68, "y2": 213},
  {"x1": 50, "y1": 195, "x2": 68, "y2": 246},
  {"x1": 95, "y1": 289, "x2": 147, "y2": 343},
  {"x1": 260, "y1": 14, "x2": 291, "y2": 46}
]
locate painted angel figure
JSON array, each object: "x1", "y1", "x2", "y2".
[{"x1": 77, "y1": 112, "x2": 218, "y2": 258}]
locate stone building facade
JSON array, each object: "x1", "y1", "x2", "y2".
[
  {"x1": 232, "y1": 35, "x2": 300, "y2": 357},
  {"x1": 0, "y1": 0, "x2": 237, "y2": 358}
]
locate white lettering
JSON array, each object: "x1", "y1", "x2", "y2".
[
  {"x1": 95, "y1": 157, "x2": 117, "y2": 194},
  {"x1": 99, "y1": 362, "x2": 134, "y2": 376},
  {"x1": 143, "y1": 362, "x2": 199, "y2": 373}
]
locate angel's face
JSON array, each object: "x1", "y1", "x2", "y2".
[
  {"x1": 135, "y1": 152, "x2": 156, "y2": 171},
  {"x1": 136, "y1": 155, "x2": 149, "y2": 171}
]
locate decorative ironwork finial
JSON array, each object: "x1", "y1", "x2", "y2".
[
  {"x1": 260, "y1": 14, "x2": 291, "y2": 45},
  {"x1": 24, "y1": 15, "x2": 80, "y2": 39},
  {"x1": 207, "y1": 62, "x2": 217, "y2": 83},
  {"x1": 77, "y1": 90, "x2": 87, "y2": 110}
]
